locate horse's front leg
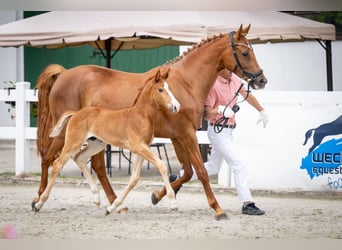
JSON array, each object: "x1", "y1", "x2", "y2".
[
  {"x1": 151, "y1": 138, "x2": 193, "y2": 203},
  {"x1": 183, "y1": 133, "x2": 227, "y2": 220},
  {"x1": 105, "y1": 154, "x2": 144, "y2": 215},
  {"x1": 152, "y1": 132, "x2": 227, "y2": 220},
  {"x1": 90, "y1": 151, "x2": 117, "y2": 204}
]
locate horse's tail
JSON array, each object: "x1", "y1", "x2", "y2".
[
  {"x1": 36, "y1": 64, "x2": 65, "y2": 157},
  {"x1": 303, "y1": 128, "x2": 314, "y2": 146},
  {"x1": 49, "y1": 111, "x2": 75, "y2": 138}
]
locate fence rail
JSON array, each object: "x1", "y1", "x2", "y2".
[
  {"x1": 0, "y1": 82, "x2": 210, "y2": 176},
  {"x1": 0, "y1": 82, "x2": 36, "y2": 175}
]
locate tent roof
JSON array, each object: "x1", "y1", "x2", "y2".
[{"x1": 0, "y1": 11, "x2": 336, "y2": 50}]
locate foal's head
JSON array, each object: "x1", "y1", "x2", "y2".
[{"x1": 151, "y1": 68, "x2": 180, "y2": 113}]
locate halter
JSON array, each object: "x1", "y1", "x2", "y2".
[{"x1": 229, "y1": 31, "x2": 263, "y2": 83}]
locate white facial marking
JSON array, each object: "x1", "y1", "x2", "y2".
[{"x1": 164, "y1": 81, "x2": 180, "y2": 113}]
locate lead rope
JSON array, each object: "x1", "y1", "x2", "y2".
[{"x1": 213, "y1": 81, "x2": 251, "y2": 133}]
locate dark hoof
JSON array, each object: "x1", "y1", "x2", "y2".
[
  {"x1": 151, "y1": 192, "x2": 160, "y2": 205},
  {"x1": 215, "y1": 212, "x2": 228, "y2": 220},
  {"x1": 105, "y1": 209, "x2": 110, "y2": 216},
  {"x1": 31, "y1": 201, "x2": 36, "y2": 211},
  {"x1": 31, "y1": 201, "x2": 40, "y2": 212}
]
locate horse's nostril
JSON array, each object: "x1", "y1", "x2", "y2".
[{"x1": 260, "y1": 78, "x2": 267, "y2": 85}]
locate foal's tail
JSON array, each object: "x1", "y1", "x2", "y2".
[
  {"x1": 49, "y1": 111, "x2": 75, "y2": 138},
  {"x1": 303, "y1": 129, "x2": 314, "y2": 146},
  {"x1": 36, "y1": 64, "x2": 65, "y2": 156}
]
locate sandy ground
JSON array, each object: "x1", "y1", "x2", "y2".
[
  {"x1": 1, "y1": 140, "x2": 342, "y2": 239},
  {"x1": 0, "y1": 175, "x2": 342, "y2": 239}
]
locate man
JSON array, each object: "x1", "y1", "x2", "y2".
[{"x1": 171, "y1": 69, "x2": 268, "y2": 216}]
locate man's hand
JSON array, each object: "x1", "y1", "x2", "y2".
[
  {"x1": 218, "y1": 105, "x2": 234, "y2": 118},
  {"x1": 257, "y1": 110, "x2": 268, "y2": 128}
]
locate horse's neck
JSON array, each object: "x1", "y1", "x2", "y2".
[
  {"x1": 132, "y1": 82, "x2": 156, "y2": 117},
  {"x1": 175, "y1": 35, "x2": 229, "y2": 99}
]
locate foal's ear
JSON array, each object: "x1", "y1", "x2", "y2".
[
  {"x1": 154, "y1": 68, "x2": 170, "y2": 83},
  {"x1": 236, "y1": 24, "x2": 251, "y2": 39},
  {"x1": 154, "y1": 69, "x2": 161, "y2": 83}
]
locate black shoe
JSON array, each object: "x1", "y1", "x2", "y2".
[
  {"x1": 169, "y1": 174, "x2": 182, "y2": 196},
  {"x1": 242, "y1": 202, "x2": 265, "y2": 215}
]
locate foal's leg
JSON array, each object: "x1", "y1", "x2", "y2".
[
  {"x1": 74, "y1": 140, "x2": 106, "y2": 207},
  {"x1": 135, "y1": 145, "x2": 176, "y2": 210},
  {"x1": 33, "y1": 150, "x2": 71, "y2": 212},
  {"x1": 151, "y1": 138, "x2": 193, "y2": 203},
  {"x1": 105, "y1": 154, "x2": 144, "y2": 215}
]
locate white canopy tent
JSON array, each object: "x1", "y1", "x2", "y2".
[
  {"x1": 0, "y1": 11, "x2": 335, "y2": 48},
  {"x1": 0, "y1": 11, "x2": 336, "y2": 89}
]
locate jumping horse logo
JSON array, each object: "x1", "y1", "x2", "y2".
[
  {"x1": 300, "y1": 115, "x2": 342, "y2": 179},
  {"x1": 303, "y1": 115, "x2": 342, "y2": 153}
]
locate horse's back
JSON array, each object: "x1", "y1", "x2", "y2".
[{"x1": 49, "y1": 65, "x2": 158, "y2": 120}]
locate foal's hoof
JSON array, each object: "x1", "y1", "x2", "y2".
[
  {"x1": 31, "y1": 201, "x2": 40, "y2": 212},
  {"x1": 151, "y1": 192, "x2": 160, "y2": 205},
  {"x1": 214, "y1": 212, "x2": 228, "y2": 220}
]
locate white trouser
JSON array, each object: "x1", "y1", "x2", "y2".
[{"x1": 180, "y1": 124, "x2": 252, "y2": 203}]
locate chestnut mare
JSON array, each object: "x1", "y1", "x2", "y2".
[
  {"x1": 33, "y1": 68, "x2": 180, "y2": 214},
  {"x1": 36, "y1": 25, "x2": 267, "y2": 219}
]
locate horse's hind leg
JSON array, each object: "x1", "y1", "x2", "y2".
[
  {"x1": 33, "y1": 150, "x2": 71, "y2": 212},
  {"x1": 74, "y1": 140, "x2": 106, "y2": 207},
  {"x1": 33, "y1": 136, "x2": 64, "y2": 206},
  {"x1": 105, "y1": 154, "x2": 144, "y2": 215},
  {"x1": 90, "y1": 151, "x2": 117, "y2": 204}
]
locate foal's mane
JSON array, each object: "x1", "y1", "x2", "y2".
[
  {"x1": 131, "y1": 69, "x2": 166, "y2": 106},
  {"x1": 164, "y1": 33, "x2": 226, "y2": 65}
]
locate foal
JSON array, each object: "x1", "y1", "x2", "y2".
[{"x1": 32, "y1": 68, "x2": 180, "y2": 215}]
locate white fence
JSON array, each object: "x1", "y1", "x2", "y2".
[
  {"x1": 0, "y1": 82, "x2": 210, "y2": 176},
  {"x1": 0, "y1": 82, "x2": 36, "y2": 175},
  {"x1": 2, "y1": 82, "x2": 341, "y2": 191}
]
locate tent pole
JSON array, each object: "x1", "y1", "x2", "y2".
[
  {"x1": 325, "y1": 40, "x2": 333, "y2": 91},
  {"x1": 317, "y1": 39, "x2": 333, "y2": 91},
  {"x1": 104, "y1": 38, "x2": 113, "y2": 176}
]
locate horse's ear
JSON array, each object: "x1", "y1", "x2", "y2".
[
  {"x1": 236, "y1": 24, "x2": 250, "y2": 39},
  {"x1": 154, "y1": 69, "x2": 161, "y2": 83},
  {"x1": 242, "y1": 24, "x2": 251, "y2": 36},
  {"x1": 162, "y1": 68, "x2": 170, "y2": 80}
]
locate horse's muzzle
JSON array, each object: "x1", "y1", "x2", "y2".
[
  {"x1": 250, "y1": 76, "x2": 268, "y2": 90},
  {"x1": 169, "y1": 102, "x2": 180, "y2": 113}
]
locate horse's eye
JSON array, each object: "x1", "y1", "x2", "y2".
[
  {"x1": 158, "y1": 88, "x2": 163, "y2": 93},
  {"x1": 242, "y1": 51, "x2": 249, "y2": 57}
]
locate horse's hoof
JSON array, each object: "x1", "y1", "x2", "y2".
[
  {"x1": 33, "y1": 205, "x2": 40, "y2": 213},
  {"x1": 31, "y1": 201, "x2": 36, "y2": 211},
  {"x1": 214, "y1": 212, "x2": 228, "y2": 220},
  {"x1": 31, "y1": 201, "x2": 41, "y2": 212},
  {"x1": 105, "y1": 209, "x2": 110, "y2": 216},
  {"x1": 151, "y1": 192, "x2": 160, "y2": 205}
]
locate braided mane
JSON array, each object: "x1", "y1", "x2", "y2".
[{"x1": 164, "y1": 33, "x2": 226, "y2": 65}]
